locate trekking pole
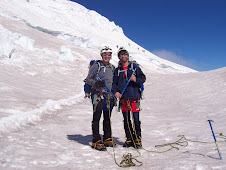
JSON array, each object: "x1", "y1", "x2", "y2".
[
  {"x1": 93, "y1": 72, "x2": 116, "y2": 99},
  {"x1": 120, "y1": 64, "x2": 139, "y2": 96},
  {"x1": 207, "y1": 120, "x2": 223, "y2": 160}
]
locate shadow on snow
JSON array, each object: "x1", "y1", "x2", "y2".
[{"x1": 67, "y1": 134, "x2": 124, "y2": 146}]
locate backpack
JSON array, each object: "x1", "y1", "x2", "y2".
[{"x1": 84, "y1": 60, "x2": 101, "y2": 96}]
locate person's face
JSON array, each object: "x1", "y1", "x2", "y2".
[
  {"x1": 101, "y1": 52, "x2": 112, "y2": 63},
  {"x1": 119, "y1": 51, "x2": 129, "y2": 63}
]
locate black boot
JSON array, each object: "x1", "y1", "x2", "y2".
[
  {"x1": 103, "y1": 138, "x2": 116, "y2": 147},
  {"x1": 92, "y1": 140, "x2": 106, "y2": 151},
  {"x1": 103, "y1": 119, "x2": 116, "y2": 147},
  {"x1": 134, "y1": 121, "x2": 142, "y2": 148},
  {"x1": 123, "y1": 120, "x2": 135, "y2": 147},
  {"x1": 123, "y1": 138, "x2": 134, "y2": 147},
  {"x1": 92, "y1": 121, "x2": 106, "y2": 151}
]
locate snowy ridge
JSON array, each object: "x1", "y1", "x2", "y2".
[
  {"x1": 0, "y1": 0, "x2": 196, "y2": 73},
  {"x1": 0, "y1": 92, "x2": 83, "y2": 134}
]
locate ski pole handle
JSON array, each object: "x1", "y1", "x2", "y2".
[{"x1": 208, "y1": 120, "x2": 223, "y2": 160}]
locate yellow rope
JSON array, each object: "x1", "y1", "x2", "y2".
[
  {"x1": 107, "y1": 96, "x2": 226, "y2": 167},
  {"x1": 126, "y1": 101, "x2": 226, "y2": 154},
  {"x1": 107, "y1": 98, "x2": 144, "y2": 168},
  {"x1": 140, "y1": 134, "x2": 226, "y2": 154}
]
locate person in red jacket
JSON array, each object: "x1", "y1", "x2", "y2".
[{"x1": 112, "y1": 47, "x2": 146, "y2": 148}]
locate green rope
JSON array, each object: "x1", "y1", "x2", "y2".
[
  {"x1": 109, "y1": 99, "x2": 143, "y2": 168},
  {"x1": 119, "y1": 153, "x2": 143, "y2": 167},
  {"x1": 141, "y1": 134, "x2": 225, "y2": 154},
  {"x1": 108, "y1": 94, "x2": 226, "y2": 167}
]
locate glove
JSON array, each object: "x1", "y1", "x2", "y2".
[{"x1": 95, "y1": 80, "x2": 106, "y2": 87}]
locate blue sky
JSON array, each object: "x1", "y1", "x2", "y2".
[{"x1": 70, "y1": 0, "x2": 226, "y2": 71}]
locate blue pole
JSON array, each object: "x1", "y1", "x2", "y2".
[
  {"x1": 208, "y1": 120, "x2": 223, "y2": 160},
  {"x1": 120, "y1": 64, "x2": 139, "y2": 96},
  {"x1": 93, "y1": 72, "x2": 115, "y2": 99}
]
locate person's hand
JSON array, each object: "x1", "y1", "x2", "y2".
[
  {"x1": 114, "y1": 92, "x2": 122, "y2": 99},
  {"x1": 130, "y1": 75, "x2": 136, "y2": 82},
  {"x1": 95, "y1": 80, "x2": 105, "y2": 87}
]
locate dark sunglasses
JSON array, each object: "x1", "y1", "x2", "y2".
[
  {"x1": 119, "y1": 53, "x2": 128, "y2": 57},
  {"x1": 102, "y1": 53, "x2": 112, "y2": 56}
]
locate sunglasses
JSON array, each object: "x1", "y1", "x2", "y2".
[
  {"x1": 102, "y1": 53, "x2": 112, "y2": 56},
  {"x1": 119, "y1": 53, "x2": 128, "y2": 57}
]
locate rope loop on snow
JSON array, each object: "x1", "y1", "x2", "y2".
[
  {"x1": 154, "y1": 135, "x2": 188, "y2": 152},
  {"x1": 110, "y1": 100, "x2": 143, "y2": 168},
  {"x1": 119, "y1": 153, "x2": 143, "y2": 168},
  {"x1": 141, "y1": 133, "x2": 226, "y2": 154},
  {"x1": 107, "y1": 91, "x2": 226, "y2": 167}
]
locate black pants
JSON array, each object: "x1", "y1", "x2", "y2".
[
  {"x1": 122, "y1": 111, "x2": 141, "y2": 139},
  {"x1": 92, "y1": 100, "x2": 112, "y2": 143}
]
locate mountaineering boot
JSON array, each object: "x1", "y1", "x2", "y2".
[
  {"x1": 92, "y1": 140, "x2": 106, "y2": 151},
  {"x1": 103, "y1": 138, "x2": 116, "y2": 147},
  {"x1": 134, "y1": 137, "x2": 142, "y2": 149},
  {"x1": 134, "y1": 121, "x2": 142, "y2": 148},
  {"x1": 123, "y1": 138, "x2": 134, "y2": 147},
  {"x1": 92, "y1": 121, "x2": 101, "y2": 144},
  {"x1": 103, "y1": 118, "x2": 116, "y2": 147}
]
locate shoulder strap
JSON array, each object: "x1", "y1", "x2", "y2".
[
  {"x1": 130, "y1": 60, "x2": 138, "y2": 71},
  {"x1": 96, "y1": 61, "x2": 101, "y2": 74},
  {"x1": 117, "y1": 61, "x2": 138, "y2": 76},
  {"x1": 89, "y1": 60, "x2": 101, "y2": 74}
]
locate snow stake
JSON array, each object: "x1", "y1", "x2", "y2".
[{"x1": 207, "y1": 120, "x2": 223, "y2": 160}]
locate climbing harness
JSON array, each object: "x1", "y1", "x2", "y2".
[{"x1": 94, "y1": 72, "x2": 115, "y2": 99}]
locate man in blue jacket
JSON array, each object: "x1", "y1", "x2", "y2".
[{"x1": 112, "y1": 47, "x2": 146, "y2": 148}]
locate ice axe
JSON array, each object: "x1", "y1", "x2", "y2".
[
  {"x1": 207, "y1": 120, "x2": 223, "y2": 160},
  {"x1": 120, "y1": 64, "x2": 139, "y2": 96},
  {"x1": 93, "y1": 72, "x2": 115, "y2": 99}
]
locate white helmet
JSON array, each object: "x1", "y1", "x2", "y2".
[
  {"x1": 117, "y1": 47, "x2": 129, "y2": 57},
  {"x1": 100, "y1": 46, "x2": 112, "y2": 55}
]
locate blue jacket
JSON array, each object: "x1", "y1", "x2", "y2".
[{"x1": 112, "y1": 61, "x2": 146, "y2": 99}]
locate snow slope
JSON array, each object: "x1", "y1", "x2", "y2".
[{"x1": 0, "y1": 0, "x2": 225, "y2": 169}]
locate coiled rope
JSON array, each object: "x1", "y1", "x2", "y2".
[
  {"x1": 107, "y1": 97, "x2": 226, "y2": 167},
  {"x1": 107, "y1": 99, "x2": 143, "y2": 168}
]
